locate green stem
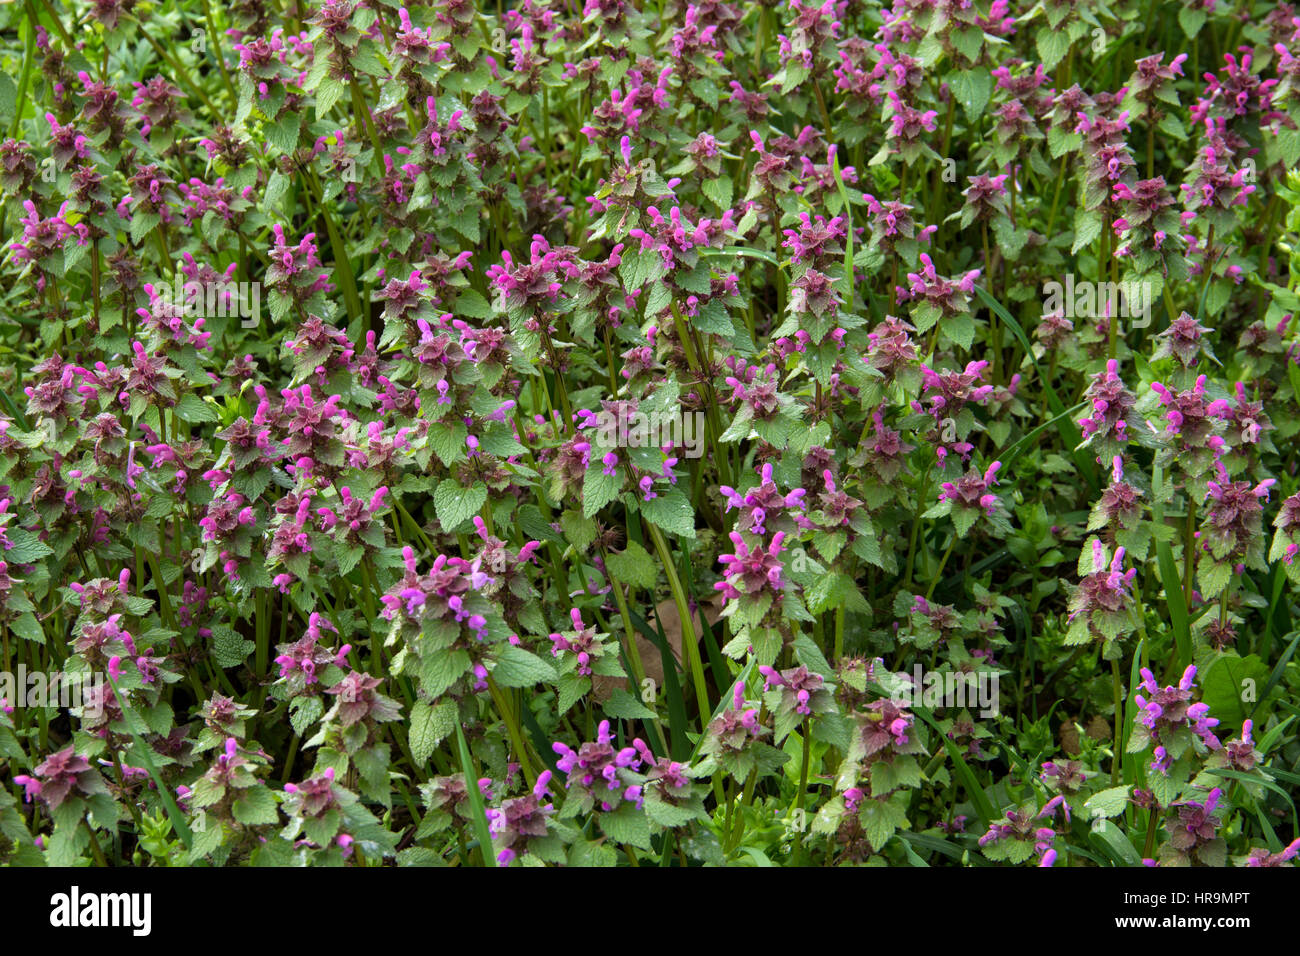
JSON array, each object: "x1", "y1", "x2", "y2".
[
  {"x1": 812, "y1": 77, "x2": 835, "y2": 147},
  {"x1": 728, "y1": 767, "x2": 759, "y2": 853},
  {"x1": 1143, "y1": 805, "x2": 1159, "y2": 858},
  {"x1": 645, "y1": 521, "x2": 708, "y2": 721},
  {"x1": 11, "y1": 4, "x2": 36, "y2": 139},
  {"x1": 926, "y1": 534, "x2": 957, "y2": 601},
  {"x1": 1111, "y1": 656, "x2": 1123, "y2": 787},
  {"x1": 792, "y1": 718, "x2": 812, "y2": 864},
  {"x1": 486, "y1": 675, "x2": 537, "y2": 786},
  {"x1": 201, "y1": 0, "x2": 237, "y2": 104},
  {"x1": 902, "y1": 465, "x2": 934, "y2": 590},
  {"x1": 350, "y1": 79, "x2": 383, "y2": 156},
  {"x1": 603, "y1": 553, "x2": 670, "y2": 755},
  {"x1": 84, "y1": 822, "x2": 108, "y2": 867}
]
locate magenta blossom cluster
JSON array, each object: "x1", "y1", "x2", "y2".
[
  {"x1": 1134, "y1": 666, "x2": 1222, "y2": 772},
  {"x1": 551, "y1": 720, "x2": 645, "y2": 813}
]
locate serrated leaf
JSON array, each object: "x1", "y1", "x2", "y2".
[
  {"x1": 948, "y1": 67, "x2": 991, "y2": 120},
  {"x1": 606, "y1": 540, "x2": 657, "y2": 590},
  {"x1": 130, "y1": 211, "x2": 162, "y2": 246},
  {"x1": 434, "y1": 480, "x2": 487, "y2": 533},
  {"x1": 290, "y1": 696, "x2": 324, "y2": 737},
  {"x1": 210, "y1": 625, "x2": 255, "y2": 669},
  {"x1": 492, "y1": 645, "x2": 558, "y2": 688},
  {"x1": 1072, "y1": 207, "x2": 1103, "y2": 254},
  {"x1": 604, "y1": 688, "x2": 656, "y2": 720},
  {"x1": 599, "y1": 804, "x2": 652, "y2": 849},
  {"x1": 641, "y1": 488, "x2": 696, "y2": 538},
  {"x1": 232, "y1": 786, "x2": 280, "y2": 826},
  {"x1": 175, "y1": 393, "x2": 218, "y2": 424},
  {"x1": 1036, "y1": 28, "x2": 1072, "y2": 70},
  {"x1": 1084, "y1": 785, "x2": 1132, "y2": 819},
  {"x1": 583, "y1": 464, "x2": 622, "y2": 518},
  {"x1": 266, "y1": 112, "x2": 302, "y2": 154},
  {"x1": 412, "y1": 699, "x2": 457, "y2": 766}
]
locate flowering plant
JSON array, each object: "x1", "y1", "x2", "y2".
[{"x1": 0, "y1": 0, "x2": 1298, "y2": 871}]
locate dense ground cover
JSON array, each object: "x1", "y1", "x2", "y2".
[{"x1": 0, "y1": 0, "x2": 1298, "y2": 868}]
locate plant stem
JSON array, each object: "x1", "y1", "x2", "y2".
[
  {"x1": 1143, "y1": 805, "x2": 1160, "y2": 858},
  {"x1": 84, "y1": 822, "x2": 109, "y2": 867},
  {"x1": 486, "y1": 675, "x2": 536, "y2": 786},
  {"x1": 812, "y1": 77, "x2": 835, "y2": 148},
  {"x1": 646, "y1": 521, "x2": 709, "y2": 720},
  {"x1": 926, "y1": 534, "x2": 957, "y2": 601},
  {"x1": 1111, "y1": 656, "x2": 1124, "y2": 786},
  {"x1": 792, "y1": 718, "x2": 813, "y2": 864},
  {"x1": 902, "y1": 464, "x2": 934, "y2": 590}
]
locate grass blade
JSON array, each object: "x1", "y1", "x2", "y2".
[{"x1": 455, "y1": 721, "x2": 496, "y2": 866}]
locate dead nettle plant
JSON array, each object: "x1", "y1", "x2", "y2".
[{"x1": 0, "y1": 0, "x2": 1298, "y2": 868}]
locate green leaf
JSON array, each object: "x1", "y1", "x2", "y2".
[
  {"x1": 492, "y1": 645, "x2": 558, "y2": 688},
  {"x1": 1179, "y1": 5, "x2": 1207, "y2": 36},
  {"x1": 316, "y1": 76, "x2": 345, "y2": 115},
  {"x1": 606, "y1": 540, "x2": 658, "y2": 590},
  {"x1": 1084, "y1": 785, "x2": 1131, "y2": 820},
  {"x1": 289, "y1": 696, "x2": 324, "y2": 737},
  {"x1": 701, "y1": 175, "x2": 733, "y2": 208},
  {"x1": 232, "y1": 786, "x2": 281, "y2": 826},
  {"x1": 599, "y1": 805, "x2": 652, "y2": 849},
  {"x1": 210, "y1": 625, "x2": 255, "y2": 669},
  {"x1": 1072, "y1": 207, "x2": 1103, "y2": 254},
  {"x1": 434, "y1": 480, "x2": 487, "y2": 533},
  {"x1": 456, "y1": 289, "x2": 492, "y2": 319},
  {"x1": 409, "y1": 699, "x2": 456, "y2": 765},
  {"x1": 428, "y1": 422, "x2": 469, "y2": 467},
  {"x1": 948, "y1": 67, "x2": 991, "y2": 120},
  {"x1": 951, "y1": 26, "x2": 984, "y2": 63},
  {"x1": 860, "y1": 798, "x2": 905, "y2": 851},
  {"x1": 560, "y1": 510, "x2": 598, "y2": 551},
  {"x1": 604, "y1": 688, "x2": 656, "y2": 720},
  {"x1": 641, "y1": 488, "x2": 696, "y2": 538},
  {"x1": 1035, "y1": 28, "x2": 1072, "y2": 70},
  {"x1": 582, "y1": 464, "x2": 621, "y2": 518},
  {"x1": 4, "y1": 529, "x2": 52, "y2": 564},
  {"x1": 1197, "y1": 560, "x2": 1231, "y2": 599},
  {"x1": 188, "y1": 820, "x2": 225, "y2": 862},
  {"x1": 130, "y1": 211, "x2": 162, "y2": 246},
  {"x1": 1090, "y1": 819, "x2": 1144, "y2": 866},
  {"x1": 10, "y1": 612, "x2": 44, "y2": 644},
  {"x1": 644, "y1": 795, "x2": 703, "y2": 827},
  {"x1": 420, "y1": 650, "x2": 471, "y2": 698},
  {"x1": 568, "y1": 839, "x2": 619, "y2": 866},
  {"x1": 175, "y1": 393, "x2": 218, "y2": 424},
  {"x1": 1201, "y1": 654, "x2": 1271, "y2": 730},
  {"x1": 0, "y1": 74, "x2": 15, "y2": 129}
]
